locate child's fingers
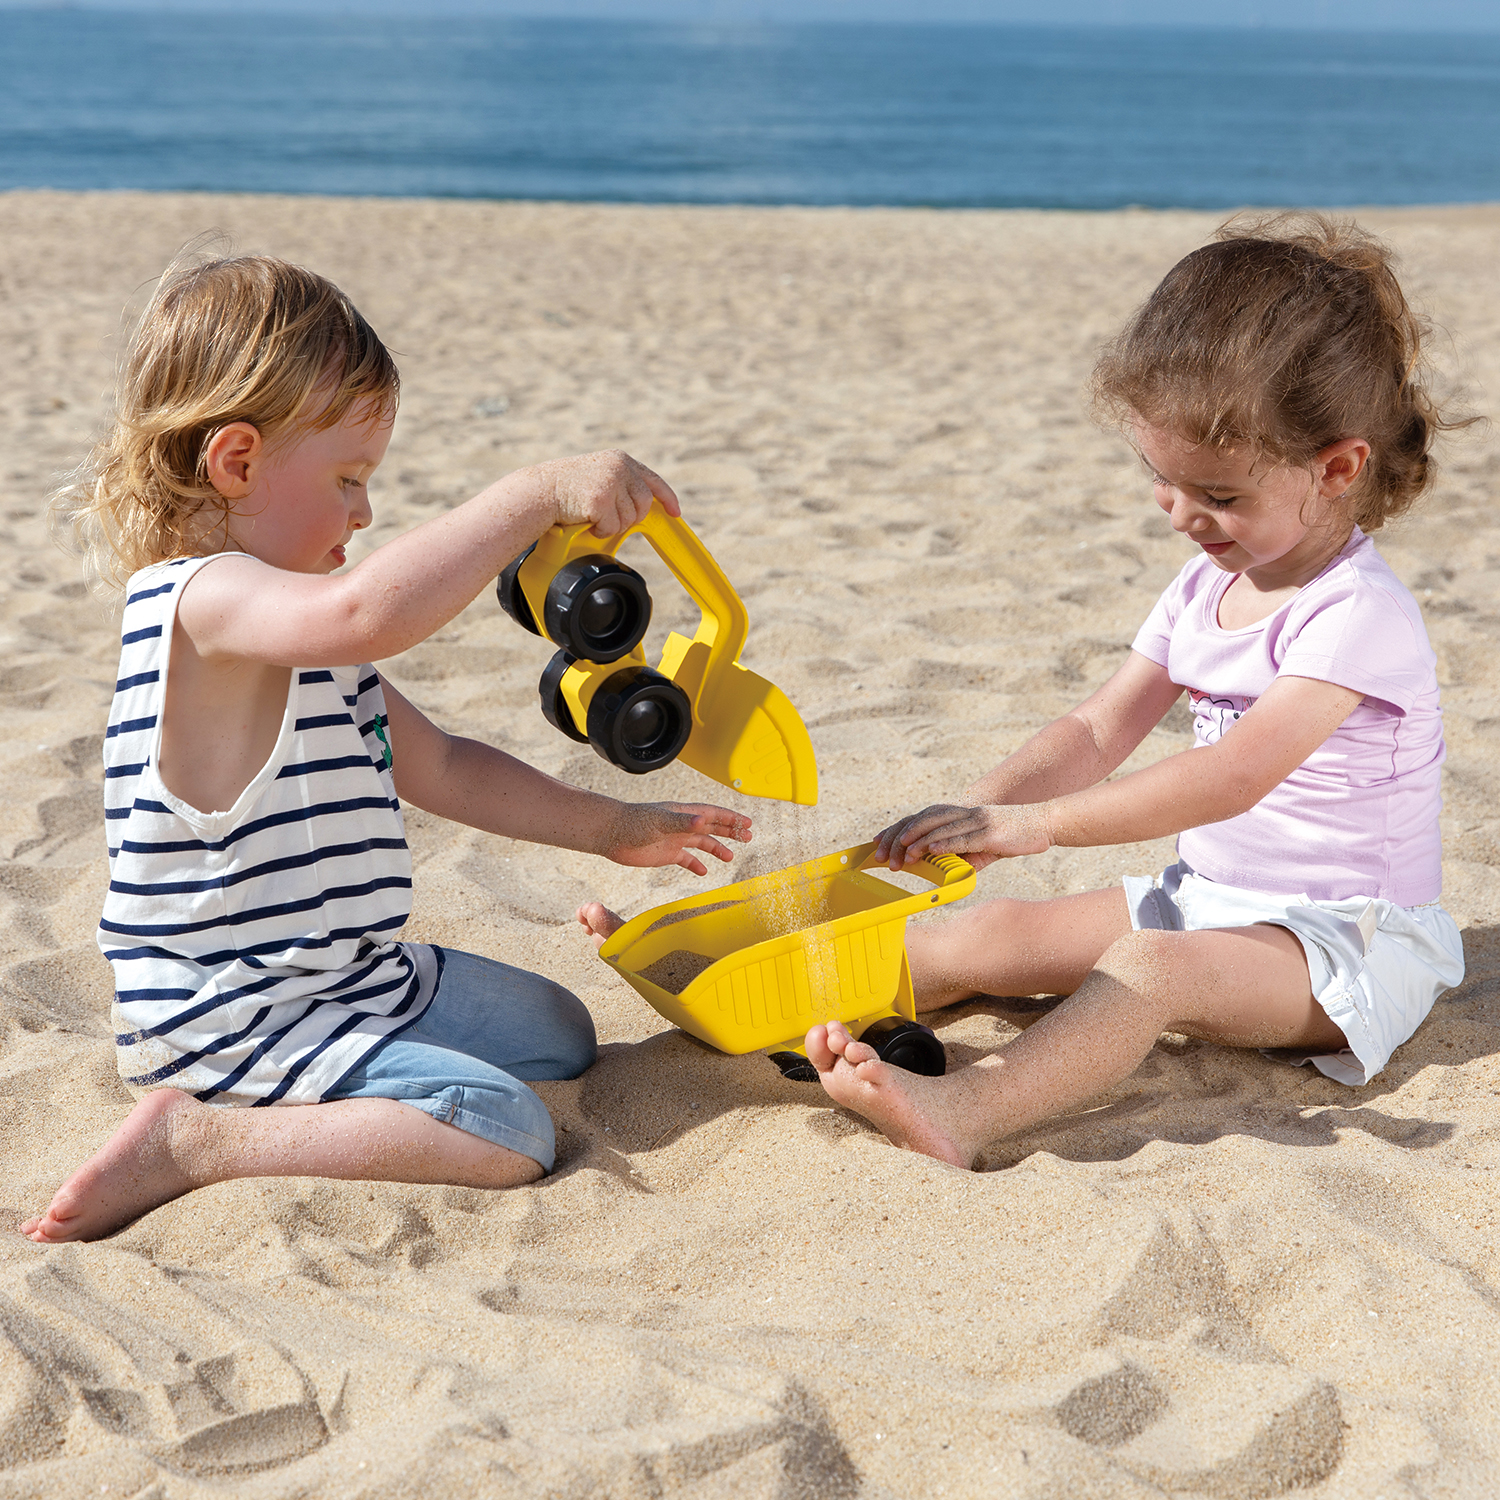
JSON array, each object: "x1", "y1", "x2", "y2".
[
  {"x1": 588, "y1": 491, "x2": 635, "y2": 537},
  {"x1": 631, "y1": 460, "x2": 680, "y2": 519},
  {"x1": 620, "y1": 469, "x2": 656, "y2": 528},
  {"x1": 898, "y1": 811, "x2": 984, "y2": 866},
  {"x1": 678, "y1": 805, "x2": 753, "y2": 841},
  {"x1": 676, "y1": 851, "x2": 710, "y2": 876},
  {"x1": 876, "y1": 816, "x2": 926, "y2": 865},
  {"x1": 683, "y1": 833, "x2": 735, "y2": 864},
  {"x1": 885, "y1": 806, "x2": 965, "y2": 867}
]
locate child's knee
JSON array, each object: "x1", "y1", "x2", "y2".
[
  {"x1": 547, "y1": 984, "x2": 598, "y2": 1077},
  {"x1": 1095, "y1": 928, "x2": 1183, "y2": 1008}
]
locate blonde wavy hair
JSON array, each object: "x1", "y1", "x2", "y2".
[{"x1": 54, "y1": 251, "x2": 399, "y2": 593}]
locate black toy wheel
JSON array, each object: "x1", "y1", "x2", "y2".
[
  {"x1": 769, "y1": 1051, "x2": 819, "y2": 1082},
  {"x1": 585, "y1": 665, "x2": 692, "y2": 774},
  {"x1": 497, "y1": 543, "x2": 541, "y2": 634},
  {"x1": 544, "y1": 556, "x2": 652, "y2": 663},
  {"x1": 538, "y1": 650, "x2": 589, "y2": 743},
  {"x1": 857, "y1": 1018, "x2": 946, "y2": 1077}
]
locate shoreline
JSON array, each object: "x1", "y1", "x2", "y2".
[{"x1": 11, "y1": 185, "x2": 1500, "y2": 216}]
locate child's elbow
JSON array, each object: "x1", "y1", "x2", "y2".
[
  {"x1": 325, "y1": 574, "x2": 400, "y2": 659},
  {"x1": 1213, "y1": 768, "x2": 1285, "y2": 823}
]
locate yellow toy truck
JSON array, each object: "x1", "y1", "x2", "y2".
[{"x1": 597, "y1": 841, "x2": 976, "y2": 1079}]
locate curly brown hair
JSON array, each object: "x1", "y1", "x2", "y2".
[
  {"x1": 54, "y1": 251, "x2": 399, "y2": 592},
  {"x1": 1091, "y1": 212, "x2": 1470, "y2": 532}
]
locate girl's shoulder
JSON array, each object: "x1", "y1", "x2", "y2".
[
  {"x1": 1290, "y1": 531, "x2": 1426, "y2": 633},
  {"x1": 1280, "y1": 531, "x2": 1436, "y2": 711}
]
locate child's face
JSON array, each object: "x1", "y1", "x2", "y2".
[
  {"x1": 1135, "y1": 422, "x2": 1355, "y2": 580},
  {"x1": 226, "y1": 402, "x2": 392, "y2": 573}
]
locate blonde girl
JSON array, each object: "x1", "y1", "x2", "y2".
[
  {"x1": 802, "y1": 215, "x2": 1467, "y2": 1167},
  {"x1": 24, "y1": 254, "x2": 749, "y2": 1242}
]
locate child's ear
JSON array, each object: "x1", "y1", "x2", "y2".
[
  {"x1": 204, "y1": 422, "x2": 263, "y2": 498},
  {"x1": 1316, "y1": 437, "x2": 1371, "y2": 499}
]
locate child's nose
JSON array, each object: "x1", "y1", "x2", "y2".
[
  {"x1": 1165, "y1": 491, "x2": 1209, "y2": 533},
  {"x1": 349, "y1": 490, "x2": 373, "y2": 529}
]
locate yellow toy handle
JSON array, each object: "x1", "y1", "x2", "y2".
[
  {"x1": 851, "y1": 840, "x2": 974, "y2": 887},
  {"x1": 836, "y1": 841, "x2": 977, "y2": 913},
  {"x1": 632, "y1": 505, "x2": 749, "y2": 672}
]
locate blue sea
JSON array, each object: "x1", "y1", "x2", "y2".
[{"x1": 1, "y1": 10, "x2": 1499, "y2": 208}]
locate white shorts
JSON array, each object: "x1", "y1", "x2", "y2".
[{"x1": 1122, "y1": 861, "x2": 1465, "y2": 1086}]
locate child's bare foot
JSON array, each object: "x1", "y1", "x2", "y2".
[
  {"x1": 576, "y1": 901, "x2": 626, "y2": 950},
  {"x1": 806, "y1": 1021, "x2": 975, "y2": 1169},
  {"x1": 20, "y1": 1088, "x2": 206, "y2": 1243}
]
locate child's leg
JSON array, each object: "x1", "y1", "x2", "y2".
[
  {"x1": 902, "y1": 887, "x2": 1135, "y2": 1008},
  {"x1": 579, "y1": 887, "x2": 1135, "y2": 1010},
  {"x1": 393, "y1": 949, "x2": 597, "y2": 1080},
  {"x1": 20, "y1": 1089, "x2": 539, "y2": 1245},
  {"x1": 807, "y1": 921, "x2": 1346, "y2": 1169},
  {"x1": 23, "y1": 951, "x2": 595, "y2": 1245}
]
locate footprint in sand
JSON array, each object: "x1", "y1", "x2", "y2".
[
  {"x1": 1050, "y1": 1213, "x2": 1344, "y2": 1494},
  {"x1": 1, "y1": 1255, "x2": 329, "y2": 1477}
]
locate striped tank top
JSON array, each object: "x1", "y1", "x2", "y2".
[{"x1": 99, "y1": 555, "x2": 437, "y2": 1105}]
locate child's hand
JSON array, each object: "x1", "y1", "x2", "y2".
[
  {"x1": 605, "y1": 801, "x2": 752, "y2": 876},
  {"x1": 529, "y1": 450, "x2": 681, "y2": 537},
  {"x1": 873, "y1": 803, "x2": 1052, "y2": 872}
]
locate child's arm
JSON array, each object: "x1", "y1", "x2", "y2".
[
  {"x1": 381, "y1": 681, "x2": 751, "y2": 874},
  {"x1": 880, "y1": 671, "x2": 1361, "y2": 869},
  {"x1": 178, "y1": 451, "x2": 671, "y2": 668},
  {"x1": 963, "y1": 651, "x2": 1185, "y2": 806},
  {"x1": 876, "y1": 651, "x2": 1180, "y2": 868}
]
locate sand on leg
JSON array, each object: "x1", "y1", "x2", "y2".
[
  {"x1": 904, "y1": 885, "x2": 1134, "y2": 1010},
  {"x1": 809, "y1": 920, "x2": 1346, "y2": 1168},
  {"x1": 20, "y1": 1089, "x2": 543, "y2": 1244}
]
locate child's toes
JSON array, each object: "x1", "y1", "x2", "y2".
[
  {"x1": 804, "y1": 1024, "x2": 836, "y2": 1070},
  {"x1": 575, "y1": 901, "x2": 625, "y2": 947},
  {"x1": 822, "y1": 1020, "x2": 855, "y2": 1057}
]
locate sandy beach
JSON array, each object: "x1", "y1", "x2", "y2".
[{"x1": 2, "y1": 189, "x2": 1499, "y2": 1497}]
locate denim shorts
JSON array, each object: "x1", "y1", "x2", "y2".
[{"x1": 323, "y1": 947, "x2": 597, "y2": 1172}]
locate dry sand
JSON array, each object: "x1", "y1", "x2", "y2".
[{"x1": 1, "y1": 190, "x2": 1498, "y2": 1497}]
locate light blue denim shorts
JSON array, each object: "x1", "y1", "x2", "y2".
[{"x1": 324, "y1": 947, "x2": 596, "y2": 1172}]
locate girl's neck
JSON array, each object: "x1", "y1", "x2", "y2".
[
  {"x1": 1218, "y1": 521, "x2": 1355, "y2": 631},
  {"x1": 1243, "y1": 516, "x2": 1356, "y2": 594}
]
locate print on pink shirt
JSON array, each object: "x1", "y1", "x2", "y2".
[{"x1": 1189, "y1": 689, "x2": 1257, "y2": 746}]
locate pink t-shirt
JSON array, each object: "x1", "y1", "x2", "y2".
[{"x1": 1131, "y1": 529, "x2": 1444, "y2": 905}]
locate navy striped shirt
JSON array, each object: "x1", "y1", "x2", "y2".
[{"x1": 99, "y1": 555, "x2": 436, "y2": 1104}]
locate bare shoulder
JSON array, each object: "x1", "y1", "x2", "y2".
[
  {"x1": 175, "y1": 552, "x2": 273, "y2": 626},
  {"x1": 175, "y1": 554, "x2": 334, "y2": 665}
]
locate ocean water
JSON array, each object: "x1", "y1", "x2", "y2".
[{"x1": 1, "y1": 11, "x2": 1499, "y2": 207}]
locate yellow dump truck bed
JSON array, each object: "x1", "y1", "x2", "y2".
[{"x1": 598, "y1": 841, "x2": 975, "y2": 1059}]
